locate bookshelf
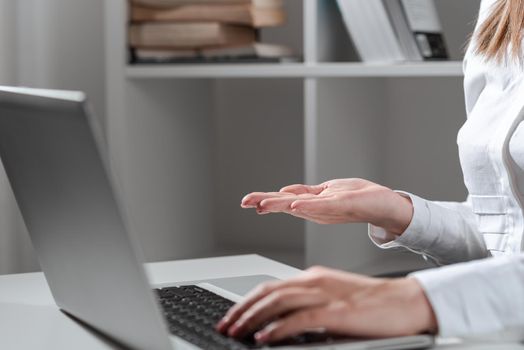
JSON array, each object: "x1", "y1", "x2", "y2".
[{"x1": 105, "y1": 0, "x2": 481, "y2": 272}]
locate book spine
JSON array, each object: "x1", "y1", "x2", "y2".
[
  {"x1": 401, "y1": 0, "x2": 448, "y2": 60},
  {"x1": 336, "y1": 0, "x2": 405, "y2": 63},
  {"x1": 383, "y1": 0, "x2": 422, "y2": 61}
]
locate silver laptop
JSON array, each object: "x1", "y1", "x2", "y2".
[{"x1": 0, "y1": 86, "x2": 433, "y2": 350}]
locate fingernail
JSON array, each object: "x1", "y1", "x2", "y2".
[
  {"x1": 215, "y1": 319, "x2": 226, "y2": 331},
  {"x1": 228, "y1": 323, "x2": 239, "y2": 336},
  {"x1": 255, "y1": 331, "x2": 269, "y2": 344}
]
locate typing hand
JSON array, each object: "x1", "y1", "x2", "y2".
[
  {"x1": 216, "y1": 266, "x2": 437, "y2": 345},
  {"x1": 241, "y1": 178, "x2": 413, "y2": 235}
]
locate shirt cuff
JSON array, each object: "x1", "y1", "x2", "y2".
[
  {"x1": 410, "y1": 256, "x2": 524, "y2": 339},
  {"x1": 368, "y1": 191, "x2": 442, "y2": 258}
]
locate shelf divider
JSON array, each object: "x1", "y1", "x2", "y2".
[{"x1": 126, "y1": 62, "x2": 464, "y2": 79}]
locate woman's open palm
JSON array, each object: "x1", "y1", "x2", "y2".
[{"x1": 241, "y1": 178, "x2": 413, "y2": 235}]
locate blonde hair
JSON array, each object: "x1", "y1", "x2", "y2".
[{"x1": 475, "y1": 0, "x2": 524, "y2": 62}]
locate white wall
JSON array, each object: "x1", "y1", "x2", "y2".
[
  {"x1": 214, "y1": 79, "x2": 304, "y2": 265},
  {"x1": 120, "y1": 79, "x2": 215, "y2": 261},
  {"x1": 16, "y1": 0, "x2": 106, "y2": 126},
  {"x1": 0, "y1": 0, "x2": 37, "y2": 274},
  {"x1": 0, "y1": 0, "x2": 17, "y2": 83},
  {"x1": 0, "y1": 0, "x2": 106, "y2": 273}
]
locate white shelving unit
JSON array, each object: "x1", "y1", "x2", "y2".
[
  {"x1": 127, "y1": 62, "x2": 464, "y2": 79},
  {"x1": 105, "y1": 0, "x2": 480, "y2": 273}
]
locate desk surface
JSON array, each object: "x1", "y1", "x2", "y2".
[{"x1": 0, "y1": 254, "x2": 521, "y2": 350}]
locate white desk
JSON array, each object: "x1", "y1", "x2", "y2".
[{"x1": 0, "y1": 254, "x2": 522, "y2": 350}]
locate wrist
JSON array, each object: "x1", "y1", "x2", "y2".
[
  {"x1": 404, "y1": 278, "x2": 438, "y2": 334},
  {"x1": 380, "y1": 192, "x2": 414, "y2": 236}
]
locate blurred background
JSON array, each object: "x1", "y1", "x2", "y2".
[{"x1": 0, "y1": 0, "x2": 480, "y2": 275}]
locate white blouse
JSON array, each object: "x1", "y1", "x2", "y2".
[{"x1": 369, "y1": 0, "x2": 524, "y2": 339}]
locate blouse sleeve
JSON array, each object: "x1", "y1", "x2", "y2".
[
  {"x1": 411, "y1": 253, "x2": 524, "y2": 339},
  {"x1": 368, "y1": 192, "x2": 490, "y2": 265}
]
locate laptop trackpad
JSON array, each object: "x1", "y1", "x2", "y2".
[{"x1": 200, "y1": 275, "x2": 277, "y2": 297}]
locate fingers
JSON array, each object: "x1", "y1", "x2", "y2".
[
  {"x1": 241, "y1": 182, "x2": 329, "y2": 211},
  {"x1": 216, "y1": 280, "x2": 283, "y2": 333},
  {"x1": 241, "y1": 192, "x2": 292, "y2": 209},
  {"x1": 255, "y1": 306, "x2": 338, "y2": 344},
  {"x1": 226, "y1": 288, "x2": 331, "y2": 338},
  {"x1": 259, "y1": 193, "x2": 319, "y2": 213},
  {"x1": 258, "y1": 197, "x2": 297, "y2": 213},
  {"x1": 217, "y1": 273, "x2": 326, "y2": 334},
  {"x1": 291, "y1": 196, "x2": 340, "y2": 213},
  {"x1": 280, "y1": 184, "x2": 326, "y2": 195},
  {"x1": 242, "y1": 192, "x2": 324, "y2": 214},
  {"x1": 241, "y1": 192, "x2": 348, "y2": 225}
]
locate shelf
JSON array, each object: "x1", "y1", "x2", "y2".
[{"x1": 126, "y1": 61, "x2": 464, "y2": 79}]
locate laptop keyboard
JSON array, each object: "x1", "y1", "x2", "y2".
[
  {"x1": 155, "y1": 285, "x2": 337, "y2": 349},
  {"x1": 156, "y1": 285, "x2": 253, "y2": 349}
]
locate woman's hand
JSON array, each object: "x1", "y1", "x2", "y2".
[
  {"x1": 216, "y1": 266, "x2": 437, "y2": 345},
  {"x1": 241, "y1": 179, "x2": 413, "y2": 235}
]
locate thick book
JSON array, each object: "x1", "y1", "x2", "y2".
[
  {"x1": 130, "y1": 4, "x2": 285, "y2": 28},
  {"x1": 133, "y1": 48, "x2": 199, "y2": 61},
  {"x1": 130, "y1": 0, "x2": 282, "y2": 9},
  {"x1": 132, "y1": 55, "x2": 289, "y2": 64},
  {"x1": 129, "y1": 22, "x2": 256, "y2": 49},
  {"x1": 400, "y1": 0, "x2": 448, "y2": 60},
  {"x1": 336, "y1": 0, "x2": 405, "y2": 63},
  {"x1": 133, "y1": 42, "x2": 293, "y2": 61},
  {"x1": 203, "y1": 42, "x2": 292, "y2": 58}
]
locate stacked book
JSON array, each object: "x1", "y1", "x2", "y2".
[
  {"x1": 129, "y1": 0, "x2": 294, "y2": 63},
  {"x1": 337, "y1": 0, "x2": 449, "y2": 63}
]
